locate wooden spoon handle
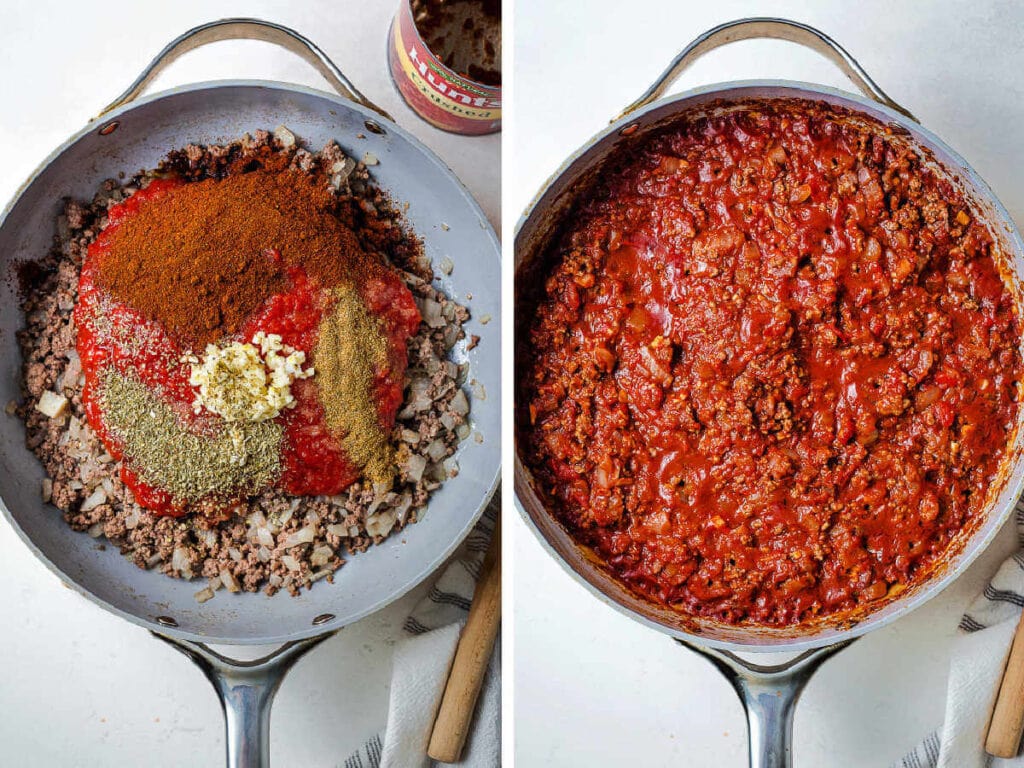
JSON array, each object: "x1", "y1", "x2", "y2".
[
  {"x1": 986, "y1": 609, "x2": 1024, "y2": 758},
  {"x1": 428, "y1": 517, "x2": 502, "y2": 763}
]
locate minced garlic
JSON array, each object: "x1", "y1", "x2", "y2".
[{"x1": 186, "y1": 332, "x2": 314, "y2": 422}]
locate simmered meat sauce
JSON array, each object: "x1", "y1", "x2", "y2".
[{"x1": 519, "y1": 103, "x2": 1023, "y2": 626}]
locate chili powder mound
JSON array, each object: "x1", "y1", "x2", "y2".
[{"x1": 95, "y1": 167, "x2": 385, "y2": 347}]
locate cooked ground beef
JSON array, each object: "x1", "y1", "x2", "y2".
[{"x1": 16, "y1": 130, "x2": 474, "y2": 599}]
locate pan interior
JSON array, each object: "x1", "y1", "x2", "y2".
[
  {"x1": 0, "y1": 82, "x2": 500, "y2": 644},
  {"x1": 515, "y1": 83, "x2": 1024, "y2": 651}
]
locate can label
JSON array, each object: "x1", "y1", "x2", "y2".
[{"x1": 388, "y1": 1, "x2": 501, "y2": 135}]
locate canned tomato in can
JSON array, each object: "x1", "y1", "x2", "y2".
[{"x1": 388, "y1": 0, "x2": 501, "y2": 135}]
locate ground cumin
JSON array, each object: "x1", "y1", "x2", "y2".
[
  {"x1": 96, "y1": 166, "x2": 385, "y2": 347},
  {"x1": 314, "y1": 283, "x2": 394, "y2": 484}
]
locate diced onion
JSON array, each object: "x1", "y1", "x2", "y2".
[
  {"x1": 419, "y1": 298, "x2": 446, "y2": 328},
  {"x1": 394, "y1": 494, "x2": 413, "y2": 524},
  {"x1": 125, "y1": 511, "x2": 142, "y2": 531},
  {"x1": 257, "y1": 528, "x2": 275, "y2": 547},
  {"x1": 35, "y1": 390, "x2": 69, "y2": 419},
  {"x1": 406, "y1": 377, "x2": 433, "y2": 413},
  {"x1": 366, "y1": 510, "x2": 397, "y2": 538},
  {"x1": 443, "y1": 457, "x2": 460, "y2": 478},
  {"x1": 80, "y1": 487, "x2": 107, "y2": 512},
  {"x1": 196, "y1": 527, "x2": 218, "y2": 547},
  {"x1": 443, "y1": 325, "x2": 460, "y2": 349},
  {"x1": 172, "y1": 547, "x2": 193, "y2": 579},
  {"x1": 220, "y1": 569, "x2": 240, "y2": 592},
  {"x1": 426, "y1": 440, "x2": 448, "y2": 462},
  {"x1": 402, "y1": 453, "x2": 427, "y2": 483},
  {"x1": 450, "y1": 389, "x2": 470, "y2": 416},
  {"x1": 311, "y1": 545, "x2": 333, "y2": 567},
  {"x1": 427, "y1": 462, "x2": 446, "y2": 483},
  {"x1": 273, "y1": 125, "x2": 296, "y2": 147},
  {"x1": 281, "y1": 526, "x2": 315, "y2": 548}
]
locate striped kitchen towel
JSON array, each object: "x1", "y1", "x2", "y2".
[
  {"x1": 895, "y1": 501, "x2": 1024, "y2": 768},
  {"x1": 346, "y1": 494, "x2": 500, "y2": 768}
]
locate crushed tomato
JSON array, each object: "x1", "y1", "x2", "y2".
[{"x1": 75, "y1": 179, "x2": 420, "y2": 516}]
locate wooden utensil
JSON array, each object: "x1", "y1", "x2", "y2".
[
  {"x1": 986, "y1": 609, "x2": 1024, "y2": 758},
  {"x1": 428, "y1": 517, "x2": 502, "y2": 763}
]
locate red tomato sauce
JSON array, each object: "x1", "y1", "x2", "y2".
[
  {"x1": 75, "y1": 178, "x2": 420, "y2": 516},
  {"x1": 519, "y1": 103, "x2": 1023, "y2": 626}
]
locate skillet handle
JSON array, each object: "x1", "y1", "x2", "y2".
[
  {"x1": 617, "y1": 18, "x2": 916, "y2": 123},
  {"x1": 155, "y1": 632, "x2": 334, "y2": 768},
  {"x1": 97, "y1": 17, "x2": 393, "y2": 123},
  {"x1": 678, "y1": 638, "x2": 854, "y2": 768}
]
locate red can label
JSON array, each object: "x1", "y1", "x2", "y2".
[{"x1": 388, "y1": 1, "x2": 501, "y2": 135}]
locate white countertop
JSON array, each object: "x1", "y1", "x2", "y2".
[
  {"x1": 511, "y1": 0, "x2": 1024, "y2": 765},
  {"x1": 0, "y1": 1, "x2": 498, "y2": 765}
]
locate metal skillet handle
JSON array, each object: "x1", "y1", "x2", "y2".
[
  {"x1": 678, "y1": 638, "x2": 854, "y2": 768},
  {"x1": 155, "y1": 632, "x2": 334, "y2": 768},
  {"x1": 97, "y1": 17, "x2": 392, "y2": 122},
  {"x1": 617, "y1": 18, "x2": 916, "y2": 123}
]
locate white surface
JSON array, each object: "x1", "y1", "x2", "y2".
[
  {"x1": 0, "y1": 1, "x2": 498, "y2": 766},
  {"x1": 512, "y1": 0, "x2": 1024, "y2": 766}
]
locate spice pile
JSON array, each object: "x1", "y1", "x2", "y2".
[{"x1": 17, "y1": 130, "x2": 477, "y2": 598}]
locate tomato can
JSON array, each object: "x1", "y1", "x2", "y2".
[{"x1": 388, "y1": 0, "x2": 501, "y2": 135}]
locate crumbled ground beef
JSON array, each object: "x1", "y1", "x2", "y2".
[{"x1": 15, "y1": 131, "x2": 473, "y2": 599}]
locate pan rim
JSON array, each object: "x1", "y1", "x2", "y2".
[
  {"x1": 514, "y1": 78, "x2": 1024, "y2": 653},
  {"x1": 0, "y1": 78, "x2": 501, "y2": 645}
]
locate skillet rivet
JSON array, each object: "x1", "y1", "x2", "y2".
[
  {"x1": 364, "y1": 120, "x2": 386, "y2": 136},
  {"x1": 312, "y1": 613, "x2": 336, "y2": 626},
  {"x1": 619, "y1": 123, "x2": 639, "y2": 137},
  {"x1": 99, "y1": 121, "x2": 120, "y2": 136},
  {"x1": 155, "y1": 615, "x2": 179, "y2": 627}
]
